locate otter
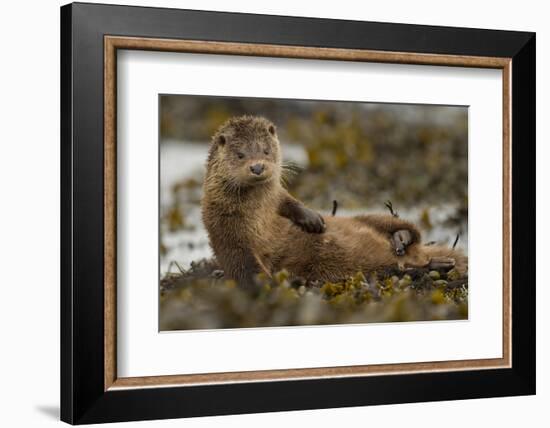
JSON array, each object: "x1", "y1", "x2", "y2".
[{"x1": 202, "y1": 115, "x2": 467, "y2": 289}]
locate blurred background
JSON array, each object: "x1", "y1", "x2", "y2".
[{"x1": 160, "y1": 95, "x2": 468, "y2": 275}]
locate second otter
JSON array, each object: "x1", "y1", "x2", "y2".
[{"x1": 202, "y1": 115, "x2": 466, "y2": 289}]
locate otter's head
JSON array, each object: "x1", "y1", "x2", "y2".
[{"x1": 207, "y1": 115, "x2": 282, "y2": 189}]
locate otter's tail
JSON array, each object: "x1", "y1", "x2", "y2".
[{"x1": 422, "y1": 244, "x2": 468, "y2": 275}]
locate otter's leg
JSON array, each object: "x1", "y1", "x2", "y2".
[
  {"x1": 398, "y1": 245, "x2": 456, "y2": 272},
  {"x1": 354, "y1": 214, "x2": 421, "y2": 255},
  {"x1": 278, "y1": 193, "x2": 326, "y2": 234},
  {"x1": 400, "y1": 257, "x2": 456, "y2": 272},
  {"x1": 217, "y1": 245, "x2": 270, "y2": 291},
  {"x1": 428, "y1": 256, "x2": 456, "y2": 271}
]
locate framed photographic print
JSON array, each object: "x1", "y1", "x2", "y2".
[{"x1": 60, "y1": 2, "x2": 535, "y2": 424}]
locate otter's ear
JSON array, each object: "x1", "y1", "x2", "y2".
[
  {"x1": 268, "y1": 124, "x2": 276, "y2": 136},
  {"x1": 216, "y1": 134, "x2": 226, "y2": 146}
]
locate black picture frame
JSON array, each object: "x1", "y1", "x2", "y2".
[{"x1": 61, "y1": 2, "x2": 535, "y2": 424}]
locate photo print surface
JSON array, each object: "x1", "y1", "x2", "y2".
[{"x1": 159, "y1": 95, "x2": 468, "y2": 331}]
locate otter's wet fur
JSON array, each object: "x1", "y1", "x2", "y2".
[{"x1": 202, "y1": 115, "x2": 467, "y2": 289}]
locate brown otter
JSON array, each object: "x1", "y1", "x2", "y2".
[{"x1": 202, "y1": 115, "x2": 467, "y2": 289}]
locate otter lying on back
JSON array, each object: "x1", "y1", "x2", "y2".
[{"x1": 202, "y1": 116, "x2": 466, "y2": 289}]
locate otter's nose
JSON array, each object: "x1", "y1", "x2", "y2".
[{"x1": 249, "y1": 163, "x2": 265, "y2": 175}]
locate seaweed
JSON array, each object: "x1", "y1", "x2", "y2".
[{"x1": 160, "y1": 259, "x2": 468, "y2": 331}]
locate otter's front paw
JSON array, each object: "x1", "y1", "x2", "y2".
[
  {"x1": 391, "y1": 229, "x2": 413, "y2": 256},
  {"x1": 294, "y1": 208, "x2": 326, "y2": 233}
]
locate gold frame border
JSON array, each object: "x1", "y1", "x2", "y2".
[{"x1": 104, "y1": 36, "x2": 512, "y2": 391}]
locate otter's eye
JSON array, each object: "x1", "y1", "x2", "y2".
[
  {"x1": 264, "y1": 149, "x2": 269, "y2": 155},
  {"x1": 237, "y1": 152, "x2": 245, "y2": 159}
]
